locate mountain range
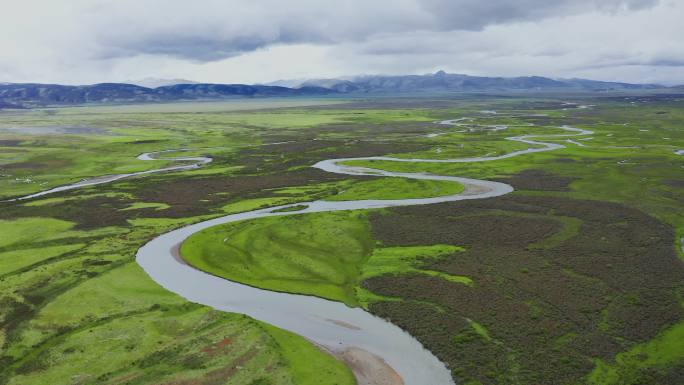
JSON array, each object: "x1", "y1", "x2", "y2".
[
  {"x1": 1, "y1": 71, "x2": 681, "y2": 108},
  {"x1": 278, "y1": 71, "x2": 670, "y2": 93},
  {"x1": 0, "y1": 83, "x2": 333, "y2": 108}
]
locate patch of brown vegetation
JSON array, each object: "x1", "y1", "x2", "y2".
[
  {"x1": 554, "y1": 157, "x2": 576, "y2": 163},
  {"x1": 0, "y1": 167, "x2": 370, "y2": 228},
  {"x1": 133, "y1": 168, "x2": 371, "y2": 218},
  {"x1": 129, "y1": 139, "x2": 164, "y2": 144},
  {"x1": 0, "y1": 195, "x2": 131, "y2": 230},
  {"x1": 237, "y1": 139, "x2": 430, "y2": 173},
  {"x1": 315, "y1": 121, "x2": 437, "y2": 136},
  {"x1": 200, "y1": 338, "x2": 233, "y2": 357},
  {"x1": 664, "y1": 179, "x2": 684, "y2": 188},
  {"x1": 0, "y1": 159, "x2": 71, "y2": 171},
  {"x1": 494, "y1": 169, "x2": 574, "y2": 191},
  {"x1": 163, "y1": 346, "x2": 259, "y2": 385},
  {"x1": 107, "y1": 372, "x2": 140, "y2": 385},
  {"x1": 363, "y1": 195, "x2": 684, "y2": 384}
]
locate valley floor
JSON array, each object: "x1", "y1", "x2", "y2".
[{"x1": 1, "y1": 96, "x2": 683, "y2": 384}]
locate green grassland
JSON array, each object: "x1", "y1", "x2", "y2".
[
  {"x1": 2, "y1": 95, "x2": 683, "y2": 384},
  {"x1": 0, "y1": 103, "x2": 443, "y2": 200},
  {"x1": 181, "y1": 211, "x2": 470, "y2": 307},
  {"x1": 340, "y1": 105, "x2": 684, "y2": 238},
  {"x1": 324, "y1": 177, "x2": 464, "y2": 201},
  {"x1": 181, "y1": 211, "x2": 373, "y2": 306},
  {"x1": 0, "y1": 213, "x2": 354, "y2": 385}
]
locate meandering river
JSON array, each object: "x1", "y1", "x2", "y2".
[
  {"x1": 4, "y1": 149, "x2": 211, "y2": 202},
  {"x1": 136, "y1": 121, "x2": 592, "y2": 385},
  {"x1": 7, "y1": 119, "x2": 594, "y2": 384}
]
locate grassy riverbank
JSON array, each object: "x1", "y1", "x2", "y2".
[
  {"x1": 0, "y1": 212, "x2": 355, "y2": 385},
  {"x1": 181, "y1": 211, "x2": 470, "y2": 307}
]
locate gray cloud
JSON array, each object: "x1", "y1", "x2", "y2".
[
  {"x1": 0, "y1": 0, "x2": 681, "y2": 85},
  {"x1": 79, "y1": 0, "x2": 661, "y2": 62},
  {"x1": 579, "y1": 57, "x2": 684, "y2": 70},
  {"x1": 420, "y1": 0, "x2": 658, "y2": 30}
]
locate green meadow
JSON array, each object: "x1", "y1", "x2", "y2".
[{"x1": 181, "y1": 211, "x2": 470, "y2": 307}]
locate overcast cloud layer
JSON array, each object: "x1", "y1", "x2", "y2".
[{"x1": 1, "y1": 0, "x2": 682, "y2": 85}]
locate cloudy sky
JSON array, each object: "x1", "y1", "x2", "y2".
[{"x1": 1, "y1": 0, "x2": 683, "y2": 85}]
